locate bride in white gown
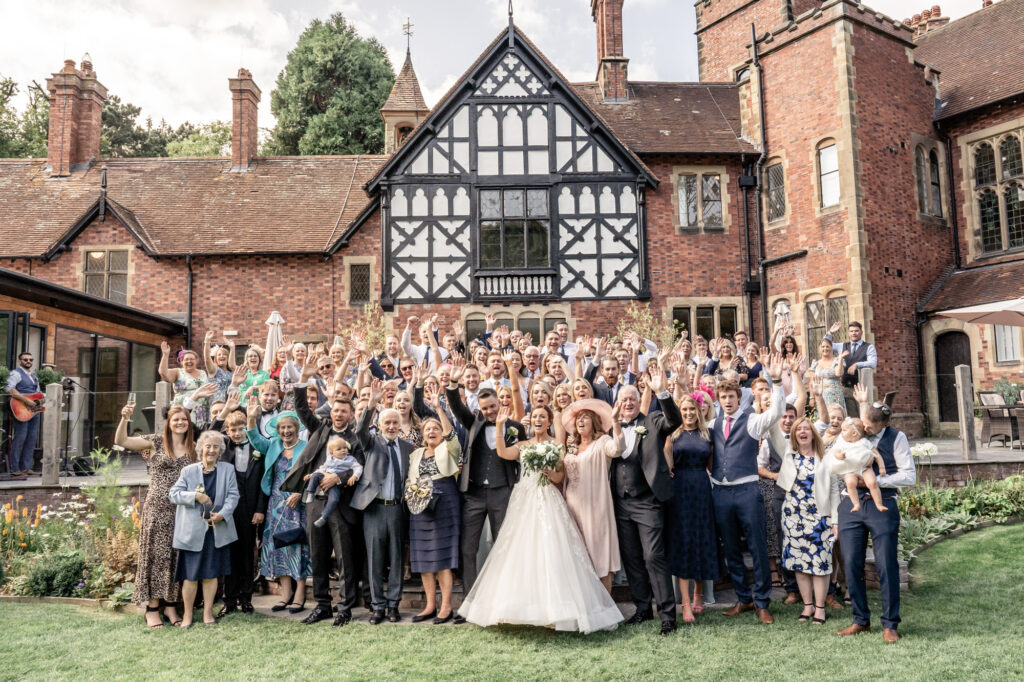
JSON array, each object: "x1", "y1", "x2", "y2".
[{"x1": 458, "y1": 405, "x2": 623, "y2": 633}]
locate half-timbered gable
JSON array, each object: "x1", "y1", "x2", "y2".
[{"x1": 366, "y1": 25, "x2": 656, "y2": 308}]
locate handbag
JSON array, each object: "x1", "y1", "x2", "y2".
[
  {"x1": 272, "y1": 525, "x2": 307, "y2": 547},
  {"x1": 405, "y1": 474, "x2": 440, "y2": 515}
]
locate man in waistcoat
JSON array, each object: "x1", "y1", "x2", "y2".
[
  {"x1": 445, "y1": 358, "x2": 526, "y2": 623},
  {"x1": 836, "y1": 401, "x2": 915, "y2": 643},
  {"x1": 825, "y1": 321, "x2": 877, "y2": 417},
  {"x1": 6, "y1": 352, "x2": 42, "y2": 479},
  {"x1": 710, "y1": 353, "x2": 785, "y2": 623}
]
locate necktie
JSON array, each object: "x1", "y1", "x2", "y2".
[
  {"x1": 388, "y1": 441, "x2": 402, "y2": 500},
  {"x1": 724, "y1": 416, "x2": 733, "y2": 440}
]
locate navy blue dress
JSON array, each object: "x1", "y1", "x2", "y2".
[
  {"x1": 409, "y1": 456, "x2": 461, "y2": 573},
  {"x1": 664, "y1": 430, "x2": 720, "y2": 581},
  {"x1": 175, "y1": 468, "x2": 231, "y2": 582}
]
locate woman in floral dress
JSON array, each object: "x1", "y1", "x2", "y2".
[
  {"x1": 810, "y1": 339, "x2": 845, "y2": 411},
  {"x1": 247, "y1": 403, "x2": 310, "y2": 613},
  {"x1": 159, "y1": 341, "x2": 210, "y2": 426},
  {"x1": 116, "y1": 403, "x2": 196, "y2": 629}
]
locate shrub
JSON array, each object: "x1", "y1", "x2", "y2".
[
  {"x1": 614, "y1": 302, "x2": 677, "y2": 351},
  {"x1": 35, "y1": 367, "x2": 64, "y2": 390},
  {"x1": 992, "y1": 378, "x2": 1024, "y2": 406},
  {"x1": 26, "y1": 552, "x2": 86, "y2": 597}
]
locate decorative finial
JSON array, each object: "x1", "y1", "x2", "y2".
[
  {"x1": 509, "y1": 0, "x2": 514, "y2": 18},
  {"x1": 508, "y1": 0, "x2": 515, "y2": 47},
  {"x1": 402, "y1": 17, "x2": 414, "y2": 53}
]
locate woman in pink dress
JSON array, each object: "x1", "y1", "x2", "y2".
[{"x1": 561, "y1": 398, "x2": 625, "y2": 592}]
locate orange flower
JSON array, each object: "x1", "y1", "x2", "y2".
[
  {"x1": 19, "y1": 542, "x2": 26, "y2": 548},
  {"x1": 4, "y1": 509, "x2": 13, "y2": 524},
  {"x1": 22, "y1": 508, "x2": 28, "y2": 518},
  {"x1": 15, "y1": 494, "x2": 23, "y2": 502}
]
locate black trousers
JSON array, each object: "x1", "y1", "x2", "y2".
[
  {"x1": 306, "y1": 497, "x2": 360, "y2": 613},
  {"x1": 614, "y1": 493, "x2": 676, "y2": 624},
  {"x1": 223, "y1": 506, "x2": 259, "y2": 606},
  {"x1": 363, "y1": 501, "x2": 406, "y2": 611},
  {"x1": 839, "y1": 494, "x2": 902, "y2": 630},
  {"x1": 460, "y1": 484, "x2": 512, "y2": 593}
]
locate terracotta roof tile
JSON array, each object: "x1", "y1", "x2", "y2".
[
  {"x1": 0, "y1": 156, "x2": 386, "y2": 257},
  {"x1": 915, "y1": 0, "x2": 1024, "y2": 120},
  {"x1": 920, "y1": 260, "x2": 1024, "y2": 312},
  {"x1": 572, "y1": 82, "x2": 757, "y2": 155},
  {"x1": 382, "y1": 50, "x2": 430, "y2": 113}
]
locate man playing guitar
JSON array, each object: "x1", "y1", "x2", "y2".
[{"x1": 7, "y1": 352, "x2": 43, "y2": 479}]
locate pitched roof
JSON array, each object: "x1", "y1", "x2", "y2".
[
  {"x1": 920, "y1": 260, "x2": 1024, "y2": 312},
  {"x1": 381, "y1": 50, "x2": 430, "y2": 113},
  {"x1": 915, "y1": 0, "x2": 1024, "y2": 120},
  {"x1": 0, "y1": 156, "x2": 386, "y2": 258},
  {"x1": 572, "y1": 82, "x2": 757, "y2": 155},
  {"x1": 365, "y1": 24, "x2": 660, "y2": 193}
]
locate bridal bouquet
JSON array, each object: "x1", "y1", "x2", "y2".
[{"x1": 520, "y1": 442, "x2": 563, "y2": 486}]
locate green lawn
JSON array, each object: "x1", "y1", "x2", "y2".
[{"x1": 2, "y1": 525, "x2": 1023, "y2": 681}]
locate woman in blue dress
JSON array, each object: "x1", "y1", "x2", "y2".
[
  {"x1": 663, "y1": 395, "x2": 719, "y2": 623},
  {"x1": 778, "y1": 418, "x2": 839, "y2": 626},
  {"x1": 247, "y1": 401, "x2": 311, "y2": 614}
]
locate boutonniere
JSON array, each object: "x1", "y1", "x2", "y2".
[
  {"x1": 635, "y1": 426, "x2": 649, "y2": 437},
  {"x1": 505, "y1": 426, "x2": 519, "y2": 441},
  {"x1": 251, "y1": 452, "x2": 262, "y2": 460}
]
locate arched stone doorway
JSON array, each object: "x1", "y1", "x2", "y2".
[{"x1": 935, "y1": 331, "x2": 971, "y2": 423}]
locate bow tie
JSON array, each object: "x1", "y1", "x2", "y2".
[{"x1": 622, "y1": 418, "x2": 641, "y2": 428}]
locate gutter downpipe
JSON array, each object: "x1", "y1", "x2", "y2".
[
  {"x1": 751, "y1": 23, "x2": 771, "y2": 338},
  {"x1": 186, "y1": 254, "x2": 193, "y2": 348}
]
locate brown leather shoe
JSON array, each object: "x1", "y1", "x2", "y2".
[
  {"x1": 825, "y1": 594, "x2": 844, "y2": 610},
  {"x1": 783, "y1": 592, "x2": 801, "y2": 605},
  {"x1": 756, "y1": 608, "x2": 774, "y2": 624},
  {"x1": 883, "y1": 628, "x2": 900, "y2": 643},
  {"x1": 836, "y1": 623, "x2": 871, "y2": 636},
  {"x1": 722, "y1": 602, "x2": 756, "y2": 617}
]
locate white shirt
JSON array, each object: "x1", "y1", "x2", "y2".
[
  {"x1": 708, "y1": 383, "x2": 784, "y2": 486},
  {"x1": 869, "y1": 427, "x2": 916, "y2": 490},
  {"x1": 484, "y1": 424, "x2": 497, "y2": 450},
  {"x1": 464, "y1": 389, "x2": 480, "y2": 414},
  {"x1": 620, "y1": 391, "x2": 670, "y2": 458},
  {"x1": 232, "y1": 441, "x2": 251, "y2": 473}
]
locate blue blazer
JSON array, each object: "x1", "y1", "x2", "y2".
[
  {"x1": 248, "y1": 428, "x2": 308, "y2": 496},
  {"x1": 168, "y1": 462, "x2": 239, "y2": 552}
]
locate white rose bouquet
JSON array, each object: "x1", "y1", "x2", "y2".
[{"x1": 519, "y1": 442, "x2": 564, "y2": 486}]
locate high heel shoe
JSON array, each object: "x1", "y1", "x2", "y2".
[
  {"x1": 692, "y1": 595, "x2": 704, "y2": 613},
  {"x1": 812, "y1": 605, "x2": 827, "y2": 625},
  {"x1": 145, "y1": 605, "x2": 164, "y2": 629},
  {"x1": 288, "y1": 598, "x2": 307, "y2": 614},
  {"x1": 681, "y1": 605, "x2": 695, "y2": 623},
  {"x1": 798, "y1": 603, "x2": 814, "y2": 623}
]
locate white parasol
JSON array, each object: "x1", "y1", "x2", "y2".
[
  {"x1": 935, "y1": 297, "x2": 1024, "y2": 327},
  {"x1": 263, "y1": 311, "x2": 285, "y2": 371}
]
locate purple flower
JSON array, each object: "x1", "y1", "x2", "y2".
[{"x1": 76, "y1": 582, "x2": 84, "y2": 589}]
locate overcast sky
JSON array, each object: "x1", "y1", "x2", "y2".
[{"x1": 1, "y1": 0, "x2": 986, "y2": 130}]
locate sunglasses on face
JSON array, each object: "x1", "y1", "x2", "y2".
[{"x1": 401, "y1": 366, "x2": 414, "y2": 372}]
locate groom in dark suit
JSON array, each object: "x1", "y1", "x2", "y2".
[
  {"x1": 611, "y1": 364, "x2": 682, "y2": 635},
  {"x1": 351, "y1": 380, "x2": 415, "y2": 624},
  {"x1": 446, "y1": 357, "x2": 526, "y2": 622}
]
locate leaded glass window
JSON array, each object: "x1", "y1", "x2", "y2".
[
  {"x1": 767, "y1": 163, "x2": 786, "y2": 221},
  {"x1": 84, "y1": 250, "x2": 128, "y2": 304},
  {"x1": 479, "y1": 188, "x2": 549, "y2": 270},
  {"x1": 975, "y1": 143, "x2": 996, "y2": 187},
  {"x1": 979, "y1": 189, "x2": 1002, "y2": 253},
  {"x1": 1000, "y1": 136, "x2": 1023, "y2": 179}
]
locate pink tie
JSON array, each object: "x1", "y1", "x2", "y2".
[{"x1": 724, "y1": 416, "x2": 732, "y2": 440}]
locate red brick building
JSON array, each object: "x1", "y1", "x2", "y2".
[{"x1": 2, "y1": 0, "x2": 1023, "y2": 439}]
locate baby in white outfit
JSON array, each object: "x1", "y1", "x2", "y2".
[{"x1": 828, "y1": 418, "x2": 887, "y2": 513}]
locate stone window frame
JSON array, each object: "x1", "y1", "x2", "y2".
[
  {"x1": 461, "y1": 302, "x2": 573, "y2": 345},
  {"x1": 959, "y1": 118, "x2": 1024, "y2": 261},
  {"x1": 670, "y1": 164, "x2": 732, "y2": 234},
  {"x1": 911, "y1": 134, "x2": 947, "y2": 220},
  {"x1": 803, "y1": 289, "x2": 850, "y2": 357},
  {"x1": 763, "y1": 153, "x2": 790, "y2": 228},
  {"x1": 80, "y1": 246, "x2": 132, "y2": 306},
  {"x1": 815, "y1": 138, "x2": 841, "y2": 210},
  {"x1": 343, "y1": 256, "x2": 378, "y2": 309},
  {"x1": 662, "y1": 296, "x2": 746, "y2": 342}
]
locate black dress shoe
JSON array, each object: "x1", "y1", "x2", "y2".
[
  {"x1": 239, "y1": 602, "x2": 254, "y2": 614},
  {"x1": 660, "y1": 621, "x2": 677, "y2": 636},
  {"x1": 626, "y1": 610, "x2": 654, "y2": 625},
  {"x1": 332, "y1": 611, "x2": 352, "y2": 627},
  {"x1": 412, "y1": 610, "x2": 437, "y2": 623},
  {"x1": 301, "y1": 606, "x2": 332, "y2": 625},
  {"x1": 387, "y1": 607, "x2": 401, "y2": 623},
  {"x1": 452, "y1": 614, "x2": 467, "y2": 625},
  {"x1": 433, "y1": 612, "x2": 454, "y2": 625},
  {"x1": 369, "y1": 610, "x2": 385, "y2": 625},
  {"x1": 216, "y1": 603, "x2": 237, "y2": 619}
]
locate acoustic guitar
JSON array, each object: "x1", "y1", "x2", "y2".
[{"x1": 10, "y1": 392, "x2": 45, "y2": 422}]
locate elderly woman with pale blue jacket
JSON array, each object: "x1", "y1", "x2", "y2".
[{"x1": 169, "y1": 430, "x2": 239, "y2": 628}]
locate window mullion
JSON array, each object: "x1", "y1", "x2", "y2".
[
  {"x1": 999, "y1": 188, "x2": 1010, "y2": 250},
  {"x1": 696, "y1": 173, "x2": 704, "y2": 229}
]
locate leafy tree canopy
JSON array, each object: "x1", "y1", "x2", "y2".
[
  {"x1": 165, "y1": 121, "x2": 231, "y2": 157},
  {"x1": 267, "y1": 13, "x2": 395, "y2": 155}
]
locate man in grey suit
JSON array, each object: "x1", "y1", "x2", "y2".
[{"x1": 351, "y1": 380, "x2": 414, "y2": 624}]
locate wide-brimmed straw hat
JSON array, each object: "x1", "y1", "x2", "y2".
[{"x1": 561, "y1": 398, "x2": 614, "y2": 435}]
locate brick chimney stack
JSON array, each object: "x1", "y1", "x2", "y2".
[
  {"x1": 45, "y1": 56, "x2": 107, "y2": 177},
  {"x1": 229, "y1": 68, "x2": 261, "y2": 171},
  {"x1": 592, "y1": 0, "x2": 629, "y2": 102},
  {"x1": 904, "y1": 5, "x2": 949, "y2": 38}
]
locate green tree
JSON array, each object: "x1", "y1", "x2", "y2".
[
  {"x1": 0, "y1": 77, "x2": 48, "y2": 158},
  {"x1": 166, "y1": 120, "x2": 231, "y2": 157},
  {"x1": 101, "y1": 95, "x2": 180, "y2": 158},
  {"x1": 267, "y1": 13, "x2": 394, "y2": 155},
  {"x1": 0, "y1": 76, "x2": 20, "y2": 157}
]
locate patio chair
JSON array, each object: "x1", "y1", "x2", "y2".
[
  {"x1": 979, "y1": 404, "x2": 1015, "y2": 447},
  {"x1": 978, "y1": 391, "x2": 1006, "y2": 406}
]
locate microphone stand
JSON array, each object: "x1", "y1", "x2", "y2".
[{"x1": 59, "y1": 377, "x2": 94, "y2": 478}]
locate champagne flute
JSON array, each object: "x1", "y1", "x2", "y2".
[{"x1": 127, "y1": 392, "x2": 137, "y2": 408}]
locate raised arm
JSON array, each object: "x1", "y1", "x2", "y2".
[
  {"x1": 292, "y1": 382, "x2": 320, "y2": 433},
  {"x1": 503, "y1": 350, "x2": 525, "y2": 422},
  {"x1": 444, "y1": 356, "x2": 475, "y2": 427},
  {"x1": 356, "y1": 379, "x2": 383, "y2": 452},
  {"x1": 747, "y1": 354, "x2": 786, "y2": 438},
  {"x1": 158, "y1": 341, "x2": 177, "y2": 384},
  {"x1": 494, "y1": 407, "x2": 521, "y2": 461},
  {"x1": 115, "y1": 403, "x2": 154, "y2": 452},
  {"x1": 203, "y1": 330, "x2": 216, "y2": 375},
  {"x1": 423, "y1": 320, "x2": 443, "y2": 371},
  {"x1": 245, "y1": 397, "x2": 272, "y2": 453}
]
